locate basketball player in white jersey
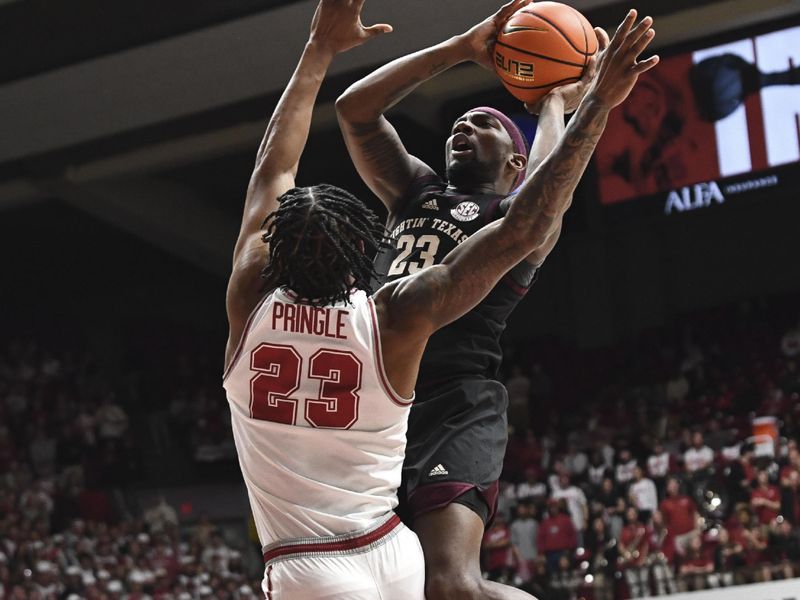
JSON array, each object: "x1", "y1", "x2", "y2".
[{"x1": 223, "y1": 1, "x2": 656, "y2": 598}]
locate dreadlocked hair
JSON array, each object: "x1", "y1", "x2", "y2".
[{"x1": 261, "y1": 184, "x2": 389, "y2": 307}]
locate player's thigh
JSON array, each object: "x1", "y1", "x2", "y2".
[
  {"x1": 371, "y1": 524, "x2": 426, "y2": 600},
  {"x1": 414, "y1": 502, "x2": 485, "y2": 575},
  {"x1": 263, "y1": 553, "x2": 374, "y2": 600}
]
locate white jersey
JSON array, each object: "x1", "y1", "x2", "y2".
[{"x1": 223, "y1": 287, "x2": 413, "y2": 547}]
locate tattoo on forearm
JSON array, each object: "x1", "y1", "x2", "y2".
[
  {"x1": 534, "y1": 104, "x2": 608, "y2": 219},
  {"x1": 347, "y1": 121, "x2": 405, "y2": 176}
]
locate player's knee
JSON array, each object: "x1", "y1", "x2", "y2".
[{"x1": 424, "y1": 571, "x2": 483, "y2": 600}]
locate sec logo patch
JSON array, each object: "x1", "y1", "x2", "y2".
[{"x1": 451, "y1": 201, "x2": 480, "y2": 222}]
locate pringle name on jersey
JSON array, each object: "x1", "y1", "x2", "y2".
[{"x1": 271, "y1": 301, "x2": 348, "y2": 339}]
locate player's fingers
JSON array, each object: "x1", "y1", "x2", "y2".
[
  {"x1": 500, "y1": 0, "x2": 527, "y2": 18},
  {"x1": 632, "y1": 55, "x2": 660, "y2": 74},
  {"x1": 622, "y1": 16, "x2": 653, "y2": 53},
  {"x1": 363, "y1": 23, "x2": 393, "y2": 36},
  {"x1": 595, "y1": 27, "x2": 610, "y2": 52},
  {"x1": 628, "y1": 27, "x2": 655, "y2": 60},
  {"x1": 610, "y1": 9, "x2": 637, "y2": 52}
]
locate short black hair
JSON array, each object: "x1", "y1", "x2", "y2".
[{"x1": 261, "y1": 184, "x2": 387, "y2": 306}]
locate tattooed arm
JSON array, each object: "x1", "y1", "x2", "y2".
[
  {"x1": 336, "y1": 0, "x2": 529, "y2": 212},
  {"x1": 497, "y1": 56, "x2": 596, "y2": 266},
  {"x1": 373, "y1": 11, "x2": 659, "y2": 389}
]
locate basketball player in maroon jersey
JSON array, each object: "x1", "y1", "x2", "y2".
[{"x1": 336, "y1": 3, "x2": 659, "y2": 597}]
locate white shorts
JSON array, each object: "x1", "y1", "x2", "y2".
[{"x1": 261, "y1": 514, "x2": 425, "y2": 600}]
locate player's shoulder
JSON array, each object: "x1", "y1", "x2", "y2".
[{"x1": 393, "y1": 174, "x2": 447, "y2": 215}]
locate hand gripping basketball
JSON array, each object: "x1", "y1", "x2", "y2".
[
  {"x1": 461, "y1": 0, "x2": 532, "y2": 71},
  {"x1": 587, "y1": 10, "x2": 659, "y2": 109}
]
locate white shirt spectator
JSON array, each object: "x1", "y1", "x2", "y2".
[
  {"x1": 144, "y1": 498, "x2": 179, "y2": 533},
  {"x1": 516, "y1": 481, "x2": 547, "y2": 501},
  {"x1": 552, "y1": 485, "x2": 588, "y2": 531},
  {"x1": 684, "y1": 445, "x2": 714, "y2": 472},
  {"x1": 96, "y1": 401, "x2": 129, "y2": 439},
  {"x1": 648, "y1": 452, "x2": 670, "y2": 479},
  {"x1": 616, "y1": 459, "x2": 638, "y2": 485},
  {"x1": 630, "y1": 477, "x2": 659, "y2": 513}
]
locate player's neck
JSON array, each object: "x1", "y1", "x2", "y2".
[{"x1": 445, "y1": 180, "x2": 507, "y2": 196}]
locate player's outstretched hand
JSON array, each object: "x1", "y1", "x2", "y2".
[
  {"x1": 525, "y1": 52, "x2": 598, "y2": 115},
  {"x1": 460, "y1": 0, "x2": 531, "y2": 70},
  {"x1": 309, "y1": 0, "x2": 392, "y2": 55},
  {"x1": 587, "y1": 9, "x2": 659, "y2": 109}
]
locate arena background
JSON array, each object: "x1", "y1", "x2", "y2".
[{"x1": 1, "y1": 0, "x2": 799, "y2": 598}]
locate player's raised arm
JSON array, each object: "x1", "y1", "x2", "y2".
[
  {"x1": 500, "y1": 55, "x2": 597, "y2": 267},
  {"x1": 225, "y1": 0, "x2": 391, "y2": 362},
  {"x1": 335, "y1": 0, "x2": 529, "y2": 212},
  {"x1": 378, "y1": 10, "x2": 658, "y2": 337}
]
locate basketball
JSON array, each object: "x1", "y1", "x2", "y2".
[{"x1": 493, "y1": 1, "x2": 599, "y2": 104}]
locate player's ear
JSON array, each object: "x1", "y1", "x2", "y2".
[{"x1": 509, "y1": 152, "x2": 527, "y2": 174}]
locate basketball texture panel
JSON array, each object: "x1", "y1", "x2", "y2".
[
  {"x1": 518, "y1": 2, "x2": 597, "y2": 56},
  {"x1": 499, "y1": 12, "x2": 587, "y2": 66}
]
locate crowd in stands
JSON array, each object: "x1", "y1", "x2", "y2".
[
  {"x1": 2, "y1": 295, "x2": 798, "y2": 599},
  {"x1": 0, "y1": 339, "x2": 262, "y2": 598},
  {"x1": 486, "y1": 300, "x2": 800, "y2": 598}
]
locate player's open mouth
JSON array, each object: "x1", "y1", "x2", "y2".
[{"x1": 451, "y1": 133, "x2": 472, "y2": 156}]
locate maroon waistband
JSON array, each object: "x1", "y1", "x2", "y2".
[{"x1": 263, "y1": 514, "x2": 401, "y2": 564}]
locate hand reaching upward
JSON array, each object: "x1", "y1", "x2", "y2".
[
  {"x1": 309, "y1": 0, "x2": 392, "y2": 56},
  {"x1": 588, "y1": 10, "x2": 659, "y2": 109}
]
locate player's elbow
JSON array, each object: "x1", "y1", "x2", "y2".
[
  {"x1": 335, "y1": 90, "x2": 361, "y2": 121},
  {"x1": 336, "y1": 87, "x2": 378, "y2": 124}
]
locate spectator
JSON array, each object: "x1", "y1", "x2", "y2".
[
  {"x1": 594, "y1": 477, "x2": 624, "y2": 539},
  {"x1": 763, "y1": 519, "x2": 800, "y2": 581},
  {"x1": 647, "y1": 440, "x2": 671, "y2": 493},
  {"x1": 781, "y1": 446, "x2": 800, "y2": 524},
  {"x1": 629, "y1": 465, "x2": 658, "y2": 523},
  {"x1": 550, "y1": 554, "x2": 582, "y2": 600},
  {"x1": 95, "y1": 394, "x2": 129, "y2": 441},
  {"x1": 713, "y1": 526, "x2": 745, "y2": 587},
  {"x1": 618, "y1": 506, "x2": 650, "y2": 598},
  {"x1": 649, "y1": 510, "x2": 678, "y2": 595},
  {"x1": 563, "y1": 442, "x2": 588, "y2": 479},
  {"x1": 684, "y1": 432, "x2": 714, "y2": 476},
  {"x1": 615, "y1": 449, "x2": 638, "y2": 486},
  {"x1": 659, "y1": 477, "x2": 699, "y2": 555},
  {"x1": 552, "y1": 474, "x2": 589, "y2": 539},
  {"x1": 482, "y1": 512, "x2": 515, "y2": 584},
  {"x1": 510, "y1": 503, "x2": 538, "y2": 582},
  {"x1": 585, "y1": 516, "x2": 616, "y2": 600},
  {"x1": 537, "y1": 500, "x2": 578, "y2": 573},
  {"x1": 517, "y1": 467, "x2": 547, "y2": 505},
  {"x1": 751, "y1": 470, "x2": 781, "y2": 526},
  {"x1": 679, "y1": 535, "x2": 713, "y2": 591},
  {"x1": 143, "y1": 495, "x2": 179, "y2": 534},
  {"x1": 586, "y1": 449, "x2": 610, "y2": 490},
  {"x1": 729, "y1": 441, "x2": 757, "y2": 505}
]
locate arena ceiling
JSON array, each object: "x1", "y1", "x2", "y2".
[{"x1": 2, "y1": 0, "x2": 798, "y2": 277}]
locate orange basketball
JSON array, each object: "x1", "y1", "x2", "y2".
[{"x1": 493, "y1": 2, "x2": 598, "y2": 104}]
